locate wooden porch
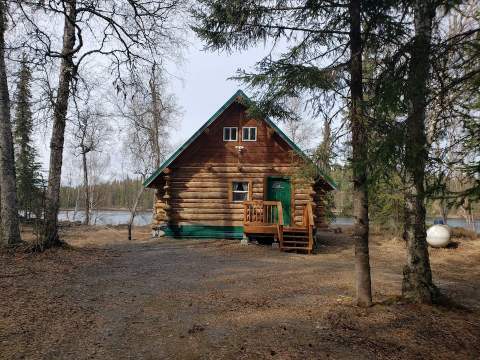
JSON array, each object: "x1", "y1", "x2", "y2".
[{"x1": 243, "y1": 200, "x2": 315, "y2": 254}]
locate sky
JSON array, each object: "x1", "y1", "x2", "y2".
[
  {"x1": 166, "y1": 35, "x2": 271, "y2": 147},
  {"x1": 35, "y1": 29, "x2": 320, "y2": 185},
  {"x1": 35, "y1": 31, "x2": 270, "y2": 183}
]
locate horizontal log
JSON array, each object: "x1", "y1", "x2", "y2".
[
  {"x1": 170, "y1": 208, "x2": 243, "y2": 215},
  {"x1": 172, "y1": 162, "x2": 294, "y2": 167},
  {"x1": 171, "y1": 165, "x2": 297, "y2": 173},
  {"x1": 168, "y1": 186, "x2": 264, "y2": 194},
  {"x1": 168, "y1": 202, "x2": 244, "y2": 209},
  {"x1": 294, "y1": 194, "x2": 313, "y2": 200},
  {"x1": 170, "y1": 191, "x2": 228, "y2": 199},
  {"x1": 294, "y1": 190, "x2": 316, "y2": 196},
  {"x1": 169, "y1": 214, "x2": 244, "y2": 221},
  {"x1": 293, "y1": 199, "x2": 314, "y2": 205},
  {"x1": 174, "y1": 220, "x2": 244, "y2": 227},
  {"x1": 169, "y1": 198, "x2": 238, "y2": 204},
  {"x1": 169, "y1": 175, "x2": 266, "y2": 181}
]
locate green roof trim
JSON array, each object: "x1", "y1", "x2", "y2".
[{"x1": 143, "y1": 90, "x2": 337, "y2": 190}]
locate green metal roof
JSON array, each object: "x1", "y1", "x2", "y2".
[{"x1": 143, "y1": 90, "x2": 337, "y2": 190}]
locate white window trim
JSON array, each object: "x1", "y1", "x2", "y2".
[
  {"x1": 223, "y1": 127, "x2": 238, "y2": 141},
  {"x1": 231, "y1": 181, "x2": 250, "y2": 202},
  {"x1": 242, "y1": 127, "x2": 257, "y2": 141}
]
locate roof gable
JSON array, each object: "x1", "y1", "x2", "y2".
[{"x1": 143, "y1": 90, "x2": 336, "y2": 189}]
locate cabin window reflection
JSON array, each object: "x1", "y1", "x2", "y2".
[
  {"x1": 232, "y1": 181, "x2": 249, "y2": 202},
  {"x1": 242, "y1": 127, "x2": 257, "y2": 141},
  {"x1": 223, "y1": 127, "x2": 238, "y2": 141}
]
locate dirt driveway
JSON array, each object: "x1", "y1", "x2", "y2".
[{"x1": 1, "y1": 225, "x2": 480, "y2": 359}]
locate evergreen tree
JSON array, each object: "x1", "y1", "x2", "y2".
[
  {"x1": 14, "y1": 56, "x2": 42, "y2": 220},
  {"x1": 193, "y1": 0, "x2": 407, "y2": 306}
]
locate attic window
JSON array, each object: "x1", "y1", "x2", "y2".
[
  {"x1": 223, "y1": 127, "x2": 238, "y2": 141},
  {"x1": 242, "y1": 127, "x2": 257, "y2": 141},
  {"x1": 231, "y1": 181, "x2": 250, "y2": 202}
]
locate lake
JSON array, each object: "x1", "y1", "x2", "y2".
[
  {"x1": 333, "y1": 216, "x2": 479, "y2": 233},
  {"x1": 58, "y1": 210, "x2": 153, "y2": 226},
  {"x1": 58, "y1": 210, "x2": 479, "y2": 233}
]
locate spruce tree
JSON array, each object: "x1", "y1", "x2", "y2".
[
  {"x1": 14, "y1": 56, "x2": 42, "y2": 220},
  {"x1": 193, "y1": 0, "x2": 407, "y2": 306}
]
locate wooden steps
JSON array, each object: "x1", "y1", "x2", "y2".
[
  {"x1": 243, "y1": 200, "x2": 315, "y2": 255},
  {"x1": 281, "y1": 227, "x2": 312, "y2": 254}
]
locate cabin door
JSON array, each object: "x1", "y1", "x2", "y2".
[{"x1": 266, "y1": 177, "x2": 291, "y2": 226}]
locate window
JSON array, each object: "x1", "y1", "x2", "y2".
[
  {"x1": 242, "y1": 127, "x2": 257, "y2": 141},
  {"x1": 231, "y1": 181, "x2": 250, "y2": 202},
  {"x1": 223, "y1": 127, "x2": 238, "y2": 141}
]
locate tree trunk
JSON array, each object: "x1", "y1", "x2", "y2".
[
  {"x1": 149, "y1": 63, "x2": 163, "y2": 169},
  {"x1": 349, "y1": 0, "x2": 372, "y2": 307},
  {"x1": 402, "y1": 0, "x2": 439, "y2": 304},
  {"x1": 439, "y1": 199, "x2": 448, "y2": 225},
  {"x1": 81, "y1": 147, "x2": 90, "y2": 225},
  {"x1": 128, "y1": 186, "x2": 145, "y2": 240},
  {"x1": 42, "y1": 0, "x2": 77, "y2": 247},
  {"x1": 0, "y1": 2, "x2": 21, "y2": 246},
  {"x1": 149, "y1": 63, "x2": 163, "y2": 216}
]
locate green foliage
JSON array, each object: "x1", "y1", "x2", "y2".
[
  {"x1": 368, "y1": 173, "x2": 404, "y2": 231},
  {"x1": 14, "y1": 56, "x2": 44, "y2": 219},
  {"x1": 461, "y1": 73, "x2": 480, "y2": 200},
  {"x1": 193, "y1": 0, "x2": 407, "y2": 123},
  {"x1": 330, "y1": 165, "x2": 353, "y2": 217}
]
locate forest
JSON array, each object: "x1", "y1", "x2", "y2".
[{"x1": 0, "y1": 0, "x2": 479, "y2": 358}]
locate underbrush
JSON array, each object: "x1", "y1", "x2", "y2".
[{"x1": 450, "y1": 227, "x2": 478, "y2": 240}]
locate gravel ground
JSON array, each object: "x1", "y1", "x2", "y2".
[{"x1": 1, "y1": 225, "x2": 479, "y2": 359}]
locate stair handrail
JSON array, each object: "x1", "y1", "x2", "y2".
[{"x1": 303, "y1": 201, "x2": 314, "y2": 253}]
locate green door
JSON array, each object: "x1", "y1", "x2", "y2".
[{"x1": 266, "y1": 177, "x2": 291, "y2": 225}]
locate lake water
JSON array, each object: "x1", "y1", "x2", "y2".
[
  {"x1": 58, "y1": 210, "x2": 479, "y2": 233},
  {"x1": 333, "y1": 216, "x2": 479, "y2": 233},
  {"x1": 58, "y1": 210, "x2": 153, "y2": 226}
]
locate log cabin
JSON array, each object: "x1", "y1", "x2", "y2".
[{"x1": 143, "y1": 90, "x2": 336, "y2": 253}]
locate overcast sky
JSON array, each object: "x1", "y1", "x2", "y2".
[
  {"x1": 166, "y1": 35, "x2": 270, "y2": 146},
  {"x1": 35, "y1": 29, "x2": 320, "y2": 185}
]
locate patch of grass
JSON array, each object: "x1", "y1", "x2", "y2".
[{"x1": 450, "y1": 227, "x2": 478, "y2": 240}]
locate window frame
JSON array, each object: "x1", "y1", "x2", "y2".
[
  {"x1": 223, "y1": 127, "x2": 238, "y2": 141},
  {"x1": 242, "y1": 127, "x2": 257, "y2": 141},
  {"x1": 229, "y1": 179, "x2": 252, "y2": 202}
]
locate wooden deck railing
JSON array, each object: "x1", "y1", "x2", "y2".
[
  {"x1": 243, "y1": 200, "x2": 314, "y2": 253},
  {"x1": 243, "y1": 201, "x2": 284, "y2": 244},
  {"x1": 243, "y1": 200, "x2": 283, "y2": 225}
]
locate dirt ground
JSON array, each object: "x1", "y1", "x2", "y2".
[{"x1": 1, "y1": 225, "x2": 480, "y2": 360}]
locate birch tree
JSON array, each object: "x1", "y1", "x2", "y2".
[
  {"x1": 118, "y1": 64, "x2": 178, "y2": 239},
  {"x1": 0, "y1": 1, "x2": 20, "y2": 246},
  {"x1": 70, "y1": 100, "x2": 110, "y2": 225},
  {"x1": 11, "y1": 0, "x2": 186, "y2": 248}
]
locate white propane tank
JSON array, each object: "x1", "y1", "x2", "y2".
[{"x1": 426, "y1": 224, "x2": 451, "y2": 248}]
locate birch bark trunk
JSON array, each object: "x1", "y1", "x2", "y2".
[
  {"x1": 0, "y1": 2, "x2": 21, "y2": 246},
  {"x1": 128, "y1": 186, "x2": 145, "y2": 240},
  {"x1": 42, "y1": 0, "x2": 77, "y2": 247},
  {"x1": 81, "y1": 146, "x2": 90, "y2": 225}
]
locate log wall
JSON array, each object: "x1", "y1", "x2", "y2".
[
  {"x1": 152, "y1": 163, "x2": 327, "y2": 229},
  {"x1": 150, "y1": 100, "x2": 331, "y2": 230}
]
